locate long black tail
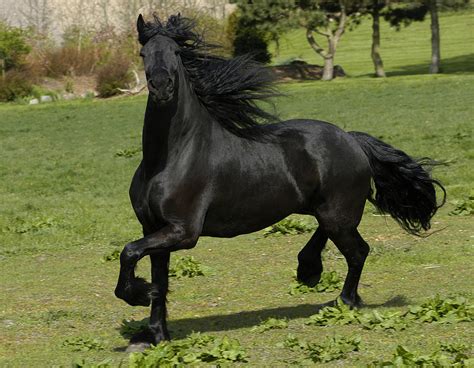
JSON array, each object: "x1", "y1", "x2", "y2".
[{"x1": 349, "y1": 131, "x2": 446, "y2": 235}]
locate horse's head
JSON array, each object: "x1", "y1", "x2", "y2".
[{"x1": 137, "y1": 14, "x2": 180, "y2": 104}]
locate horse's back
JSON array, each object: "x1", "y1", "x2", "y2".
[{"x1": 270, "y1": 119, "x2": 371, "y2": 185}]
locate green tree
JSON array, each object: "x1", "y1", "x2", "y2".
[
  {"x1": 385, "y1": 0, "x2": 469, "y2": 74},
  {"x1": 235, "y1": 0, "x2": 363, "y2": 80},
  {"x1": 0, "y1": 22, "x2": 31, "y2": 76}
]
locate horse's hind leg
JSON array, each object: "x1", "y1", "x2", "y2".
[
  {"x1": 297, "y1": 227, "x2": 328, "y2": 287},
  {"x1": 326, "y1": 228, "x2": 369, "y2": 307},
  {"x1": 315, "y1": 181, "x2": 370, "y2": 307}
]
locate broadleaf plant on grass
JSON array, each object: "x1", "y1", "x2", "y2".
[
  {"x1": 168, "y1": 255, "x2": 206, "y2": 278},
  {"x1": 289, "y1": 271, "x2": 343, "y2": 295},
  {"x1": 405, "y1": 295, "x2": 473, "y2": 324},
  {"x1": 251, "y1": 317, "x2": 288, "y2": 333},
  {"x1": 129, "y1": 333, "x2": 247, "y2": 367},
  {"x1": 263, "y1": 217, "x2": 316, "y2": 237},
  {"x1": 305, "y1": 295, "x2": 473, "y2": 330},
  {"x1": 370, "y1": 343, "x2": 472, "y2": 367},
  {"x1": 281, "y1": 334, "x2": 361, "y2": 364}
]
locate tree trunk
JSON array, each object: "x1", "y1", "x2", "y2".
[
  {"x1": 429, "y1": 0, "x2": 441, "y2": 74},
  {"x1": 322, "y1": 57, "x2": 334, "y2": 81},
  {"x1": 306, "y1": 29, "x2": 334, "y2": 81},
  {"x1": 371, "y1": 3, "x2": 386, "y2": 77},
  {"x1": 305, "y1": 2, "x2": 347, "y2": 81},
  {"x1": 0, "y1": 59, "x2": 5, "y2": 80}
]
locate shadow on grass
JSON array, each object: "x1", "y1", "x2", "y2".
[
  {"x1": 118, "y1": 295, "x2": 408, "y2": 342},
  {"x1": 363, "y1": 295, "x2": 410, "y2": 308},
  {"x1": 358, "y1": 53, "x2": 474, "y2": 78}
]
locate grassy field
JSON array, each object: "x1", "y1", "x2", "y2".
[
  {"x1": 1, "y1": 74, "x2": 473, "y2": 367},
  {"x1": 270, "y1": 10, "x2": 474, "y2": 77},
  {"x1": 1, "y1": 9, "x2": 473, "y2": 368}
]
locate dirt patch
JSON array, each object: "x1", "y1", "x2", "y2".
[{"x1": 272, "y1": 60, "x2": 346, "y2": 81}]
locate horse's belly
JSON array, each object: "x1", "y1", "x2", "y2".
[
  {"x1": 201, "y1": 189, "x2": 306, "y2": 237},
  {"x1": 200, "y1": 214, "x2": 288, "y2": 237}
]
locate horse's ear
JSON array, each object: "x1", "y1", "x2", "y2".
[{"x1": 137, "y1": 14, "x2": 146, "y2": 36}]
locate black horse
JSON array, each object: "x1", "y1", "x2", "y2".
[{"x1": 115, "y1": 14, "x2": 445, "y2": 350}]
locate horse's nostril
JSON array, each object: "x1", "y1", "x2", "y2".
[{"x1": 148, "y1": 80, "x2": 156, "y2": 90}]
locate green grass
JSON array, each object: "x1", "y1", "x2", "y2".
[
  {"x1": 1, "y1": 10, "x2": 474, "y2": 366},
  {"x1": 0, "y1": 74, "x2": 472, "y2": 367},
  {"x1": 271, "y1": 10, "x2": 474, "y2": 77}
]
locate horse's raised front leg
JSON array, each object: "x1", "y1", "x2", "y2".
[
  {"x1": 297, "y1": 226, "x2": 328, "y2": 287},
  {"x1": 115, "y1": 225, "x2": 198, "y2": 307}
]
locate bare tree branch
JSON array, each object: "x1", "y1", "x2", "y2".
[
  {"x1": 306, "y1": 29, "x2": 328, "y2": 59},
  {"x1": 117, "y1": 69, "x2": 146, "y2": 95}
]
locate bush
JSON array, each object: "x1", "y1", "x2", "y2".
[
  {"x1": 45, "y1": 45, "x2": 99, "y2": 77},
  {"x1": 233, "y1": 30, "x2": 271, "y2": 64},
  {"x1": 195, "y1": 12, "x2": 232, "y2": 56},
  {"x1": 228, "y1": 10, "x2": 272, "y2": 64},
  {"x1": 0, "y1": 21, "x2": 31, "y2": 71},
  {"x1": 96, "y1": 54, "x2": 132, "y2": 98},
  {"x1": 0, "y1": 70, "x2": 33, "y2": 101}
]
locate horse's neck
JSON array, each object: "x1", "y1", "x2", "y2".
[{"x1": 141, "y1": 67, "x2": 213, "y2": 176}]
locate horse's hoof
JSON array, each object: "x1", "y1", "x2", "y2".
[
  {"x1": 115, "y1": 278, "x2": 156, "y2": 307},
  {"x1": 126, "y1": 342, "x2": 151, "y2": 353},
  {"x1": 296, "y1": 268, "x2": 321, "y2": 287},
  {"x1": 127, "y1": 328, "x2": 169, "y2": 352},
  {"x1": 339, "y1": 294, "x2": 363, "y2": 308}
]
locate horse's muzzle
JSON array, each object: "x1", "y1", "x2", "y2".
[{"x1": 147, "y1": 78, "x2": 174, "y2": 103}]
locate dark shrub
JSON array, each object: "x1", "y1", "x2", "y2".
[
  {"x1": 233, "y1": 30, "x2": 271, "y2": 64},
  {"x1": 96, "y1": 54, "x2": 132, "y2": 98},
  {"x1": 228, "y1": 10, "x2": 271, "y2": 64},
  {"x1": 0, "y1": 70, "x2": 33, "y2": 101}
]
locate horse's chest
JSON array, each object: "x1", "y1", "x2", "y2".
[{"x1": 129, "y1": 169, "x2": 167, "y2": 230}]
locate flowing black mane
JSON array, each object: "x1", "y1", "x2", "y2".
[{"x1": 138, "y1": 14, "x2": 279, "y2": 138}]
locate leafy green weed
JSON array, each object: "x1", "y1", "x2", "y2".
[
  {"x1": 129, "y1": 333, "x2": 247, "y2": 367},
  {"x1": 119, "y1": 319, "x2": 149, "y2": 339},
  {"x1": 358, "y1": 310, "x2": 408, "y2": 331},
  {"x1": 370, "y1": 343, "x2": 472, "y2": 367},
  {"x1": 449, "y1": 193, "x2": 474, "y2": 216},
  {"x1": 115, "y1": 147, "x2": 141, "y2": 158},
  {"x1": 405, "y1": 295, "x2": 473, "y2": 324},
  {"x1": 251, "y1": 317, "x2": 288, "y2": 333},
  {"x1": 289, "y1": 271, "x2": 343, "y2": 295},
  {"x1": 6, "y1": 217, "x2": 58, "y2": 234},
  {"x1": 263, "y1": 217, "x2": 316, "y2": 237},
  {"x1": 281, "y1": 334, "x2": 361, "y2": 363},
  {"x1": 62, "y1": 337, "x2": 105, "y2": 352},
  {"x1": 305, "y1": 300, "x2": 360, "y2": 326},
  {"x1": 169, "y1": 256, "x2": 206, "y2": 278},
  {"x1": 305, "y1": 295, "x2": 473, "y2": 330},
  {"x1": 101, "y1": 248, "x2": 121, "y2": 262}
]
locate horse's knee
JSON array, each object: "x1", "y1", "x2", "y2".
[{"x1": 120, "y1": 242, "x2": 140, "y2": 265}]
